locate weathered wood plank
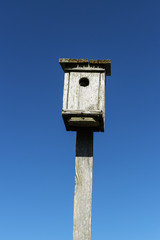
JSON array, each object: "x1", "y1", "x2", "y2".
[
  {"x1": 73, "y1": 131, "x2": 93, "y2": 240},
  {"x1": 62, "y1": 72, "x2": 70, "y2": 110}
]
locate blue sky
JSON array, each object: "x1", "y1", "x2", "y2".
[{"x1": 0, "y1": 0, "x2": 159, "y2": 239}]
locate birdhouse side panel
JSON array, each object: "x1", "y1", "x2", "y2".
[
  {"x1": 98, "y1": 72, "x2": 106, "y2": 117},
  {"x1": 62, "y1": 72, "x2": 70, "y2": 110},
  {"x1": 67, "y1": 72, "x2": 79, "y2": 110}
]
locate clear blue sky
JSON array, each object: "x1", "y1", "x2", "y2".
[{"x1": 0, "y1": 0, "x2": 159, "y2": 239}]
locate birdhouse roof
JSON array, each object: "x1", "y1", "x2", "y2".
[{"x1": 59, "y1": 58, "x2": 111, "y2": 76}]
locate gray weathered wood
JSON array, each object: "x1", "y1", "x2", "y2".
[
  {"x1": 73, "y1": 131, "x2": 93, "y2": 240},
  {"x1": 60, "y1": 58, "x2": 111, "y2": 132}
]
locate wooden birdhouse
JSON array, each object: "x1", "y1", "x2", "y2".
[{"x1": 59, "y1": 58, "x2": 111, "y2": 132}]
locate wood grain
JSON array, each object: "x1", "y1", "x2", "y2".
[{"x1": 73, "y1": 131, "x2": 93, "y2": 240}]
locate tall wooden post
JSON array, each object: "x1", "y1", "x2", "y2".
[
  {"x1": 73, "y1": 131, "x2": 93, "y2": 240},
  {"x1": 59, "y1": 58, "x2": 111, "y2": 240}
]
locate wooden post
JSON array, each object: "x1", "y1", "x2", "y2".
[{"x1": 73, "y1": 131, "x2": 93, "y2": 240}]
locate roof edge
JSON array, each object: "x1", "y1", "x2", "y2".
[{"x1": 59, "y1": 58, "x2": 111, "y2": 76}]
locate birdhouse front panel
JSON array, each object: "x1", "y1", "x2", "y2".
[{"x1": 67, "y1": 72, "x2": 100, "y2": 112}]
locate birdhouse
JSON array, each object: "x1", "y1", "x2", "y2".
[{"x1": 59, "y1": 58, "x2": 111, "y2": 132}]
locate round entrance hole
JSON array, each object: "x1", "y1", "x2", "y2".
[{"x1": 79, "y1": 77, "x2": 89, "y2": 87}]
